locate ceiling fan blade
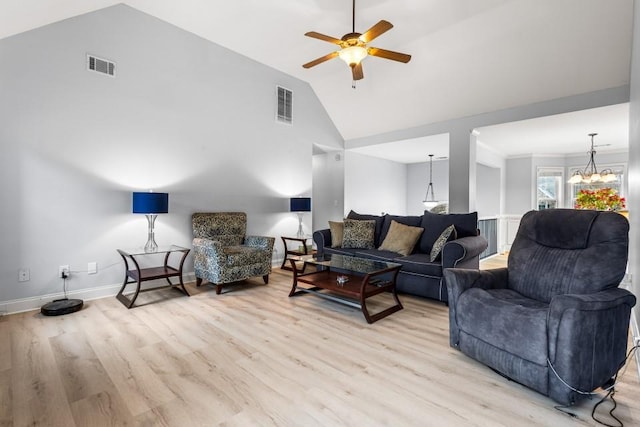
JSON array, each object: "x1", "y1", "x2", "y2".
[
  {"x1": 359, "y1": 20, "x2": 393, "y2": 43},
  {"x1": 303, "y1": 51, "x2": 339, "y2": 68},
  {"x1": 368, "y1": 47, "x2": 411, "y2": 63},
  {"x1": 352, "y1": 63, "x2": 364, "y2": 80},
  {"x1": 305, "y1": 31, "x2": 343, "y2": 45}
]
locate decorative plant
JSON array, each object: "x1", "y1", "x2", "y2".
[{"x1": 575, "y1": 188, "x2": 626, "y2": 211}]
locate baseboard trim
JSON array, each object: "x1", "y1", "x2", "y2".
[{"x1": 0, "y1": 272, "x2": 197, "y2": 315}]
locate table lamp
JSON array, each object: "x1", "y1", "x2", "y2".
[
  {"x1": 290, "y1": 197, "x2": 311, "y2": 238},
  {"x1": 132, "y1": 191, "x2": 169, "y2": 252}
]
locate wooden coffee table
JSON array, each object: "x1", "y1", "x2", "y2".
[{"x1": 288, "y1": 254, "x2": 403, "y2": 323}]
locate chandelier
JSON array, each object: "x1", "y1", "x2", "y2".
[
  {"x1": 423, "y1": 154, "x2": 446, "y2": 209},
  {"x1": 568, "y1": 133, "x2": 617, "y2": 184}
]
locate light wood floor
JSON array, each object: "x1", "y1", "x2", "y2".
[{"x1": 1, "y1": 261, "x2": 639, "y2": 426}]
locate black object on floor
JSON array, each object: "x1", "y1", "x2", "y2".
[{"x1": 41, "y1": 298, "x2": 83, "y2": 316}]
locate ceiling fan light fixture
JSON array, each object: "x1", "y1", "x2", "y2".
[{"x1": 339, "y1": 45, "x2": 368, "y2": 66}]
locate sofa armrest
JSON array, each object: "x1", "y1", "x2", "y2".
[
  {"x1": 313, "y1": 229, "x2": 332, "y2": 257},
  {"x1": 444, "y1": 268, "x2": 508, "y2": 347},
  {"x1": 441, "y1": 235, "x2": 488, "y2": 269},
  {"x1": 245, "y1": 235, "x2": 275, "y2": 252},
  {"x1": 546, "y1": 288, "x2": 636, "y2": 404}
]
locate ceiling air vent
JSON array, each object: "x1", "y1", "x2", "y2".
[
  {"x1": 87, "y1": 54, "x2": 115, "y2": 77},
  {"x1": 276, "y1": 86, "x2": 292, "y2": 125}
]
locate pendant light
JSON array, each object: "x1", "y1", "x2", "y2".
[
  {"x1": 568, "y1": 133, "x2": 617, "y2": 184},
  {"x1": 423, "y1": 154, "x2": 445, "y2": 209}
]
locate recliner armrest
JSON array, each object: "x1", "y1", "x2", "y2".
[
  {"x1": 546, "y1": 288, "x2": 636, "y2": 404},
  {"x1": 313, "y1": 229, "x2": 332, "y2": 257},
  {"x1": 547, "y1": 288, "x2": 636, "y2": 360},
  {"x1": 441, "y1": 235, "x2": 488, "y2": 269},
  {"x1": 444, "y1": 268, "x2": 508, "y2": 348}
]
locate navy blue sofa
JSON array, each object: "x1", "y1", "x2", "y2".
[{"x1": 313, "y1": 210, "x2": 488, "y2": 303}]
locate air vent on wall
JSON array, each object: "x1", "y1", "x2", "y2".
[
  {"x1": 87, "y1": 54, "x2": 116, "y2": 77},
  {"x1": 276, "y1": 86, "x2": 292, "y2": 124}
]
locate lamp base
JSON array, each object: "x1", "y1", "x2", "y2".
[
  {"x1": 144, "y1": 214, "x2": 158, "y2": 253},
  {"x1": 296, "y1": 212, "x2": 305, "y2": 238}
]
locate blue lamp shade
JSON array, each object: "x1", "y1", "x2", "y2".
[
  {"x1": 132, "y1": 192, "x2": 169, "y2": 214},
  {"x1": 290, "y1": 197, "x2": 311, "y2": 212}
]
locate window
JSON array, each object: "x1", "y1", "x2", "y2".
[
  {"x1": 536, "y1": 167, "x2": 564, "y2": 210},
  {"x1": 568, "y1": 164, "x2": 625, "y2": 207}
]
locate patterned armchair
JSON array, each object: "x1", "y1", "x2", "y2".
[{"x1": 192, "y1": 212, "x2": 275, "y2": 294}]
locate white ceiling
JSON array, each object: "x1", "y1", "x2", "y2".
[{"x1": 0, "y1": 0, "x2": 633, "y2": 158}]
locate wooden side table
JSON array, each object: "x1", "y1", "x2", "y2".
[
  {"x1": 116, "y1": 245, "x2": 190, "y2": 308},
  {"x1": 280, "y1": 236, "x2": 314, "y2": 271}
]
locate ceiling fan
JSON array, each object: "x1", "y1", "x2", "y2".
[{"x1": 302, "y1": 0, "x2": 411, "y2": 84}]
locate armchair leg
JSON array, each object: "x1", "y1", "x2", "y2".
[
  {"x1": 216, "y1": 284, "x2": 222, "y2": 295},
  {"x1": 263, "y1": 275, "x2": 269, "y2": 284},
  {"x1": 196, "y1": 277, "x2": 203, "y2": 287}
]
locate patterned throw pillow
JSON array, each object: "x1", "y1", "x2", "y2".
[
  {"x1": 378, "y1": 220, "x2": 424, "y2": 256},
  {"x1": 328, "y1": 221, "x2": 344, "y2": 248},
  {"x1": 430, "y1": 225, "x2": 457, "y2": 262},
  {"x1": 342, "y1": 219, "x2": 376, "y2": 249}
]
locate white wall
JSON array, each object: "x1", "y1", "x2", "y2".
[
  {"x1": 505, "y1": 157, "x2": 534, "y2": 215},
  {"x1": 476, "y1": 164, "x2": 500, "y2": 218},
  {"x1": 344, "y1": 152, "x2": 406, "y2": 216},
  {"x1": 0, "y1": 5, "x2": 342, "y2": 308},
  {"x1": 406, "y1": 159, "x2": 449, "y2": 216},
  {"x1": 627, "y1": 0, "x2": 640, "y2": 341},
  {"x1": 312, "y1": 151, "x2": 344, "y2": 232}
]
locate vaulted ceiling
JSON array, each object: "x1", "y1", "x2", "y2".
[{"x1": 0, "y1": 0, "x2": 634, "y2": 145}]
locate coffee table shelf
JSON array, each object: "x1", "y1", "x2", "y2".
[{"x1": 288, "y1": 255, "x2": 402, "y2": 323}]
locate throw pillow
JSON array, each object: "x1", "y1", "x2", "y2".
[
  {"x1": 430, "y1": 225, "x2": 457, "y2": 262},
  {"x1": 328, "y1": 221, "x2": 344, "y2": 248},
  {"x1": 347, "y1": 210, "x2": 385, "y2": 247},
  {"x1": 342, "y1": 219, "x2": 376, "y2": 249},
  {"x1": 378, "y1": 220, "x2": 424, "y2": 256}
]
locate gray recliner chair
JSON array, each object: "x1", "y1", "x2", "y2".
[{"x1": 444, "y1": 209, "x2": 635, "y2": 405}]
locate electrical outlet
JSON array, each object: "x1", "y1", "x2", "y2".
[
  {"x1": 18, "y1": 268, "x2": 30, "y2": 282},
  {"x1": 59, "y1": 265, "x2": 70, "y2": 278},
  {"x1": 88, "y1": 262, "x2": 97, "y2": 275}
]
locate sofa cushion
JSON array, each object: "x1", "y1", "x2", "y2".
[
  {"x1": 347, "y1": 210, "x2": 385, "y2": 247},
  {"x1": 378, "y1": 220, "x2": 424, "y2": 256},
  {"x1": 342, "y1": 219, "x2": 376, "y2": 249},
  {"x1": 223, "y1": 245, "x2": 269, "y2": 267},
  {"x1": 323, "y1": 246, "x2": 359, "y2": 257},
  {"x1": 379, "y1": 215, "x2": 423, "y2": 245},
  {"x1": 328, "y1": 221, "x2": 344, "y2": 248},
  {"x1": 430, "y1": 225, "x2": 457, "y2": 262},
  {"x1": 419, "y1": 211, "x2": 478, "y2": 253},
  {"x1": 393, "y1": 254, "x2": 443, "y2": 277},
  {"x1": 353, "y1": 248, "x2": 403, "y2": 262},
  {"x1": 456, "y1": 288, "x2": 549, "y2": 365}
]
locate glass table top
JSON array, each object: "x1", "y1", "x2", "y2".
[
  {"x1": 295, "y1": 253, "x2": 400, "y2": 275},
  {"x1": 119, "y1": 245, "x2": 189, "y2": 256}
]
